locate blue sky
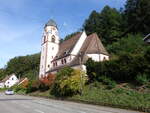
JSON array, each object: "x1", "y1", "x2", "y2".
[{"x1": 0, "y1": 0, "x2": 126, "y2": 68}]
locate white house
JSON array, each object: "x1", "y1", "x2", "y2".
[
  {"x1": 0, "y1": 82, "x2": 4, "y2": 88},
  {"x1": 4, "y1": 74, "x2": 19, "y2": 88},
  {"x1": 39, "y1": 19, "x2": 109, "y2": 78}
]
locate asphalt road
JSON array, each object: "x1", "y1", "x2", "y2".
[{"x1": 0, "y1": 93, "x2": 141, "y2": 113}]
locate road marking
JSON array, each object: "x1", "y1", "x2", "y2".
[{"x1": 34, "y1": 109, "x2": 45, "y2": 113}]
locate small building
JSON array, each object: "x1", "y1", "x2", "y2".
[
  {"x1": 3, "y1": 74, "x2": 19, "y2": 88},
  {"x1": 143, "y1": 33, "x2": 150, "y2": 44},
  {"x1": 39, "y1": 19, "x2": 109, "y2": 78},
  {"x1": 0, "y1": 82, "x2": 4, "y2": 88}
]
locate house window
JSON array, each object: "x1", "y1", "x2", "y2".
[
  {"x1": 12, "y1": 78, "x2": 14, "y2": 80},
  {"x1": 52, "y1": 35, "x2": 55, "y2": 43},
  {"x1": 52, "y1": 56, "x2": 53, "y2": 59},
  {"x1": 48, "y1": 65, "x2": 50, "y2": 68},
  {"x1": 52, "y1": 47, "x2": 54, "y2": 50}
]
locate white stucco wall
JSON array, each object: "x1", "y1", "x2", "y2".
[
  {"x1": 5, "y1": 74, "x2": 19, "y2": 88},
  {"x1": 71, "y1": 31, "x2": 87, "y2": 55},
  {"x1": 87, "y1": 54, "x2": 109, "y2": 62}
]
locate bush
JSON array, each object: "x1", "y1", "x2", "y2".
[
  {"x1": 39, "y1": 73, "x2": 56, "y2": 91},
  {"x1": 136, "y1": 74, "x2": 149, "y2": 85},
  {"x1": 50, "y1": 67, "x2": 87, "y2": 97},
  {"x1": 26, "y1": 80, "x2": 40, "y2": 93},
  {"x1": 99, "y1": 76, "x2": 116, "y2": 89}
]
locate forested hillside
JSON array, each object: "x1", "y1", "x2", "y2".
[{"x1": 0, "y1": 53, "x2": 40, "y2": 80}]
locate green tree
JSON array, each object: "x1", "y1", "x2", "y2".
[
  {"x1": 107, "y1": 34, "x2": 148, "y2": 55},
  {"x1": 5, "y1": 53, "x2": 40, "y2": 80},
  {"x1": 125, "y1": 0, "x2": 150, "y2": 34},
  {"x1": 83, "y1": 6, "x2": 123, "y2": 45},
  {"x1": 0, "y1": 68, "x2": 6, "y2": 80}
]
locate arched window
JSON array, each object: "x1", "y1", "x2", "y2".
[
  {"x1": 61, "y1": 59, "x2": 64, "y2": 64},
  {"x1": 52, "y1": 35, "x2": 55, "y2": 43},
  {"x1": 64, "y1": 58, "x2": 67, "y2": 64}
]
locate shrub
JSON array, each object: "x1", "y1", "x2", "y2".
[
  {"x1": 136, "y1": 74, "x2": 149, "y2": 85},
  {"x1": 26, "y1": 80, "x2": 40, "y2": 93},
  {"x1": 99, "y1": 76, "x2": 116, "y2": 89},
  {"x1": 50, "y1": 67, "x2": 87, "y2": 97},
  {"x1": 39, "y1": 73, "x2": 56, "y2": 91}
]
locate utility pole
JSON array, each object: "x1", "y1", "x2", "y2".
[{"x1": 79, "y1": 52, "x2": 83, "y2": 95}]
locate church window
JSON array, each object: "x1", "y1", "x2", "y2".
[
  {"x1": 44, "y1": 36, "x2": 46, "y2": 43},
  {"x1": 55, "y1": 62, "x2": 57, "y2": 66},
  {"x1": 61, "y1": 59, "x2": 64, "y2": 64},
  {"x1": 52, "y1": 35, "x2": 55, "y2": 43},
  {"x1": 48, "y1": 65, "x2": 50, "y2": 68},
  {"x1": 12, "y1": 78, "x2": 14, "y2": 80},
  {"x1": 64, "y1": 58, "x2": 67, "y2": 64}
]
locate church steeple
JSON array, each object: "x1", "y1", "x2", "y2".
[{"x1": 39, "y1": 19, "x2": 59, "y2": 78}]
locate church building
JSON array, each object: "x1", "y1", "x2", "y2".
[{"x1": 39, "y1": 19, "x2": 109, "y2": 78}]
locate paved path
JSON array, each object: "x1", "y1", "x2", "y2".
[{"x1": 0, "y1": 93, "x2": 142, "y2": 113}]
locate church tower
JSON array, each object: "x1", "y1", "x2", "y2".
[{"x1": 39, "y1": 19, "x2": 59, "y2": 78}]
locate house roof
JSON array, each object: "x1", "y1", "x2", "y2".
[
  {"x1": 2, "y1": 76, "x2": 10, "y2": 82},
  {"x1": 68, "y1": 33, "x2": 109, "y2": 66},
  {"x1": 48, "y1": 32, "x2": 109, "y2": 72},
  {"x1": 53, "y1": 33, "x2": 82, "y2": 61}
]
